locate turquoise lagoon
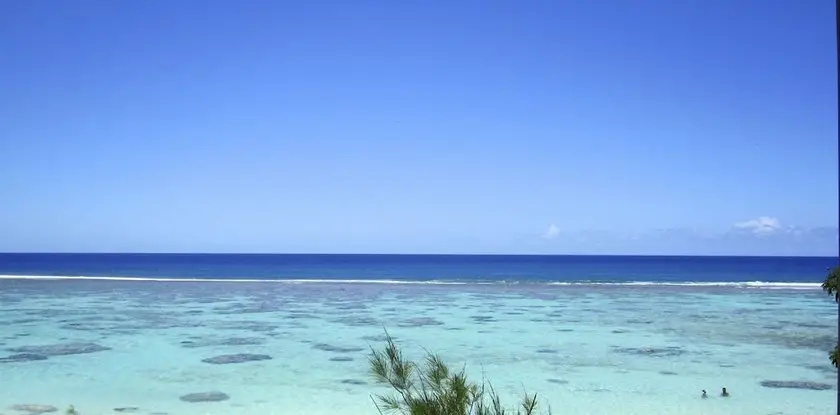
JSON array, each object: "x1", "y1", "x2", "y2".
[{"x1": 0, "y1": 278, "x2": 835, "y2": 415}]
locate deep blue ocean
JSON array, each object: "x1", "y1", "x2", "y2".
[{"x1": 0, "y1": 253, "x2": 835, "y2": 283}]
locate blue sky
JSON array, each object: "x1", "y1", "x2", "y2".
[{"x1": 0, "y1": 0, "x2": 837, "y2": 256}]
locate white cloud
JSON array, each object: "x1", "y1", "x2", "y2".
[
  {"x1": 732, "y1": 216, "x2": 783, "y2": 235},
  {"x1": 542, "y1": 224, "x2": 560, "y2": 239}
]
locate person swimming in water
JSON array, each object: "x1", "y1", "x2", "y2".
[
  {"x1": 721, "y1": 387, "x2": 729, "y2": 397},
  {"x1": 701, "y1": 390, "x2": 708, "y2": 399}
]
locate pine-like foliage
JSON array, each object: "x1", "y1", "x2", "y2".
[{"x1": 368, "y1": 330, "x2": 552, "y2": 415}]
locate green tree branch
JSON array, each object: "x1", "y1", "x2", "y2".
[
  {"x1": 368, "y1": 330, "x2": 552, "y2": 415},
  {"x1": 821, "y1": 267, "x2": 840, "y2": 368}
]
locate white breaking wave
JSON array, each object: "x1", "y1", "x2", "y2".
[
  {"x1": 0, "y1": 274, "x2": 823, "y2": 289},
  {"x1": 0, "y1": 275, "x2": 471, "y2": 285},
  {"x1": 546, "y1": 281, "x2": 821, "y2": 290}
]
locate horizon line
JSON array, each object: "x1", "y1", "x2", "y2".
[{"x1": 0, "y1": 252, "x2": 836, "y2": 259}]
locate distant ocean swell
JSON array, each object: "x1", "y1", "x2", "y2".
[{"x1": 0, "y1": 274, "x2": 822, "y2": 289}]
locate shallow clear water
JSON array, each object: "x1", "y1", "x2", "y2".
[{"x1": 0, "y1": 279, "x2": 835, "y2": 415}]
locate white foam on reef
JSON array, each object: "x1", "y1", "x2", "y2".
[
  {"x1": 547, "y1": 280, "x2": 822, "y2": 290},
  {"x1": 0, "y1": 275, "x2": 468, "y2": 285},
  {"x1": 0, "y1": 274, "x2": 823, "y2": 289},
  {"x1": 741, "y1": 281, "x2": 822, "y2": 290}
]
